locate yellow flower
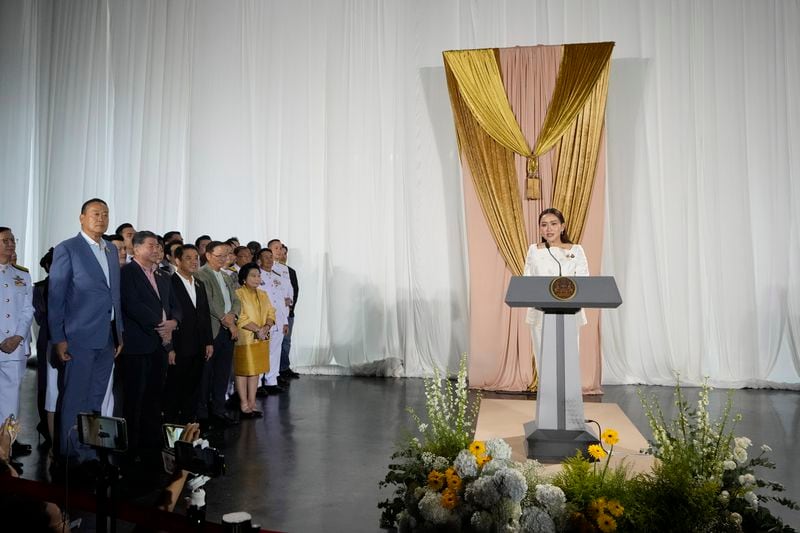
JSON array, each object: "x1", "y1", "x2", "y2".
[
  {"x1": 601, "y1": 428, "x2": 620, "y2": 446},
  {"x1": 596, "y1": 512, "x2": 617, "y2": 532},
  {"x1": 444, "y1": 467, "x2": 456, "y2": 478},
  {"x1": 441, "y1": 488, "x2": 459, "y2": 510},
  {"x1": 427, "y1": 470, "x2": 445, "y2": 491},
  {"x1": 607, "y1": 499, "x2": 624, "y2": 517},
  {"x1": 447, "y1": 473, "x2": 462, "y2": 491},
  {"x1": 469, "y1": 440, "x2": 486, "y2": 457},
  {"x1": 587, "y1": 497, "x2": 607, "y2": 517},
  {"x1": 588, "y1": 444, "x2": 607, "y2": 461},
  {"x1": 476, "y1": 454, "x2": 491, "y2": 467}
]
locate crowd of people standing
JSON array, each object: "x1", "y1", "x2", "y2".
[{"x1": 0, "y1": 197, "x2": 300, "y2": 475}]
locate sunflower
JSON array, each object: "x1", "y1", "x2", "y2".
[
  {"x1": 607, "y1": 499, "x2": 624, "y2": 517},
  {"x1": 427, "y1": 470, "x2": 445, "y2": 491},
  {"x1": 444, "y1": 466, "x2": 456, "y2": 478},
  {"x1": 601, "y1": 428, "x2": 620, "y2": 446},
  {"x1": 468, "y1": 440, "x2": 486, "y2": 457},
  {"x1": 587, "y1": 444, "x2": 607, "y2": 461},
  {"x1": 596, "y1": 512, "x2": 617, "y2": 532},
  {"x1": 441, "y1": 488, "x2": 459, "y2": 510},
  {"x1": 447, "y1": 473, "x2": 462, "y2": 491},
  {"x1": 476, "y1": 454, "x2": 491, "y2": 467},
  {"x1": 587, "y1": 497, "x2": 607, "y2": 517}
]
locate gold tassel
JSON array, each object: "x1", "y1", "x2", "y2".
[{"x1": 526, "y1": 157, "x2": 541, "y2": 200}]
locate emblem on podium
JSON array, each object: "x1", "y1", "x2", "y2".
[{"x1": 549, "y1": 276, "x2": 577, "y2": 301}]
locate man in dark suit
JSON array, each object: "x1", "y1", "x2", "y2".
[
  {"x1": 48, "y1": 198, "x2": 124, "y2": 464},
  {"x1": 119, "y1": 231, "x2": 179, "y2": 461},
  {"x1": 164, "y1": 244, "x2": 213, "y2": 424},
  {"x1": 279, "y1": 244, "x2": 300, "y2": 380}
]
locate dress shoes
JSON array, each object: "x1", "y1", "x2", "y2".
[
  {"x1": 9, "y1": 458, "x2": 23, "y2": 474},
  {"x1": 256, "y1": 385, "x2": 269, "y2": 398},
  {"x1": 210, "y1": 412, "x2": 239, "y2": 427},
  {"x1": 281, "y1": 369, "x2": 301, "y2": 379},
  {"x1": 277, "y1": 375, "x2": 290, "y2": 387},
  {"x1": 264, "y1": 385, "x2": 284, "y2": 395},
  {"x1": 11, "y1": 440, "x2": 33, "y2": 457},
  {"x1": 240, "y1": 410, "x2": 263, "y2": 419}
]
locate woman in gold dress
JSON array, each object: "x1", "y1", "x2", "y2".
[{"x1": 234, "y1": 263, "x2": 276, "y2": 418}]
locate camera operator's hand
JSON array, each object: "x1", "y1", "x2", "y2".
[
  {"x1": 0, "y1": 416, "x2": 19, "y2": 463},
  {"x1": 180, "y1": 423, "x2": 200, "y2": 445}
]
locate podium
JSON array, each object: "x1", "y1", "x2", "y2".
[{"x1": 505, "y1": 276, "x2": 622, "y2": 462}]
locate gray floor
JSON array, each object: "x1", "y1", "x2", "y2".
[{"x1": 12, "y1": 368, "x2": 800, "y2": 531}]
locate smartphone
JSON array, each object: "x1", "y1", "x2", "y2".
[
  {"x1": 174, "y1": 440, "x2": 226, "y2": 477},
  {"x1": 162, "y1": 423, "x2": 185, "y2": 449},
  {"x1": 77, "y1": 413, "x2": 128, "y2": 451}
]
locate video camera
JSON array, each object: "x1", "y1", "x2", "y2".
[{"x1": 162, "y1": 424, "x2": 225, "y2": 477}]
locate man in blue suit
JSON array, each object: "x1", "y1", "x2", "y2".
[{"x1": 48, "y1": 198, "x2": 124, "y2": 464}]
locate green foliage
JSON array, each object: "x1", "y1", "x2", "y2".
[
  {"x1": 407, "y1": 354, "x2": 481, "y2": 459},
  {"x1": 625, "y1": 456, "x2": 722, "y2": 532}
]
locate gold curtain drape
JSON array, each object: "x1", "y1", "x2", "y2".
[
  {"x1": 552, "y1": 61, "x2": 611, "y2": 242},
  {"x1": 445, "y1": 64, "x2": 528, "y2": 277},
  {"x1": 443, "y1": 43, "x2": 613, "y2": 200}
]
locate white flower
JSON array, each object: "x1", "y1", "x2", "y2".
[
  {"x1": 432, "y1": 456, "x2": 450, "y2": 471},
  {"x1": 719, "y1": 490, "x2": 730, "y2": 504},
  {"x1": 470, "y1": 510, "x2": 494, "y2": 532},
  {"x1": 733, "y1": 446, "x2": 748, "y2": 464},
  {"x1": 465, "y1": 476, "x2": 501, "y2": 508},
  {"x1": 481, "y1": 458, "x2": 511, "y2": 476},
  {"x1": 494, "y1": 467, "x2": 528, "y2": 502},
  {"x1": 418, "y1": 489, "x2": 453, "y2": 524},
  {"x1": 738, "y1": 473, "x2": 756, "y2": 486},
  {"x1": 744, "y1": 490, "x2": 758, "y2": 508},
  {"x1": 454, "y1": 449, "x2": 478, "y2": 478},
  {"x1": 417, "y1": 423, "x2": 428, "y2": 433},
  {"x1": 485, "y1": 438, "x2": 513, "y2": 461},
  {"x1": 761, "y1": 444, "x2": 772, "y2": 453},
  {"x1": 520, "y1": 506, "x2": 556, "y2": 533},
  {"x1": 734, "y1": 436, "x2": 752, "y2": 449},
  {"x1": 421, "y1": 452, "x2": 435, "y2": 467},
  {"x1": 723, "y1": 460, "x2": 737, "y2": 470},
  {"x1": 730, "y1": 512, "x2": 743, "y2": 525},
  {"x1": 535, "y1": 484, "x2": 567, "y2": 517}
]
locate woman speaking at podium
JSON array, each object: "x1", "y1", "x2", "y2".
[{"x1": 524, "y1": 208, "x2": 589, "y2": 360}]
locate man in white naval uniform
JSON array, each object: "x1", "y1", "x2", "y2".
[
  {"x1": 0, "y1": 227, "x2": 34, "y2": 461},
  {"x1": 257, "y1": 248, "x2": 290, "y2": 394}
]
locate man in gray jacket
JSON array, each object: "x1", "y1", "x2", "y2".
[{"x1": 194, "y1": 241, "x2": 241, "y2": 426}]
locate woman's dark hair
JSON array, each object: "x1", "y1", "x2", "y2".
[
  {"x1": 538, "y1": 208, "x2": 573, "y2": 244},
  {"x1": 238, "y1": 262, "x2": 261, "y2": 286},
  {"x1": 39, "y1": 247, "x2": 54, "y2": 272}
]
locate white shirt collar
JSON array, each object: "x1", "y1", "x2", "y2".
[{"x1": 80, "y1": 230, "x2": 107, "y2": 251}]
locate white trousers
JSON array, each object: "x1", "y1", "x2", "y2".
[
  {"x1": 0, "y1": 358, "x2": 27, "y2": 423},
  {"x1": 261, "y1": 326, "x2": 285, "y2": 386}
]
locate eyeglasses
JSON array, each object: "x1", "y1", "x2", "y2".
[{"x1": 1, "y1": 238, "x2": 19, "y2": 246}]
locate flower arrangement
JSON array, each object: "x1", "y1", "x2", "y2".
[{"x1": 379, "y1": 359, "x2": 798, "y2": 532}]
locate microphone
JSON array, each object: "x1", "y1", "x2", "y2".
[{"x1": 545, "y1": 241, "x2": 562, "y2": 276}]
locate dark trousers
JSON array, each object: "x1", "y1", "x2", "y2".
[
  {"x1": 121, "y1": 348, "x2": 168, "y2": 455},
  {"x1": 57, "y1": 335, "x2": 115, "y2": 462},
  {"x1": 163, "y1": 348, "x2": 205, "y2": 424},
  {"x1": 280, "y1": 316, "x2": 295, "y2": 372},
  {"x1": 199, "y1": 329, "x2": 234, "y2": 419}
]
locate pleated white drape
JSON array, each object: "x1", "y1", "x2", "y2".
[{"x1": 1, "y1": 0, "x2": 799, "y2": 386}]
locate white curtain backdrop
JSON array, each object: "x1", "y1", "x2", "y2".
[{"x1": 1, "y1": 0, "x2": 798, "y2": 386}]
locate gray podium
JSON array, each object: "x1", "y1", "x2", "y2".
[{"x1": 505, "y1": 276, "x2": 622, "y2": 462}]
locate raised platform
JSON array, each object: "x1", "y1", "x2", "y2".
[{"x1": 474, "y1": 398, "x2": 655, "y2": 473}]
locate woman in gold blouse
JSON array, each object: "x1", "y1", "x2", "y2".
[{"x1": 234, "y1": 263, "x2": 276, "y2": 418}]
